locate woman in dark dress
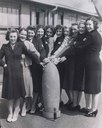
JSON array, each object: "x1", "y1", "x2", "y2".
[
  {"x1": 0, "y1": 28, "x2": 40, "y2": 122},
  {"x1": 53, "y1": 26, "x2": 73, "y2": 107},
  {"x1": 62, "y1": 24, "x2": 79, "y2": 108},
  {"x1": 27, "y1": 25, "x2": 46, "y2": 114},
  {"x1": 71, "y1": 21, "x2": 86, "y2": 110},
  {"x1": 83, "y1": 17, "x2": 102, "y2": 117},
  {"x1": 51, "y1": 25, "x2": 65, "y2": 106}
]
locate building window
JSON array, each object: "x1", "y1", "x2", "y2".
[
  {"x1": 31, "y1": 8, "x2": 45, "y2": 26},
  {"x1": 0, "y1": 2, "x2": 20, "y2": 28},
  {"x1": 61, "y1": 15, "x2": 63, "y2": 25},
  {"x1": 36, "y1": 12, "x2": 40, "y2": 25},
  {"x1": 58, "y1": 12, "x2": 64, "y2": 25},
  {"x1": 37, "y1": 11, "x2": 45, "y2": 25},
  {"x1": 67, "y1": 13, "x2": 77, "y2": 27},
  {"x1": 52, "y1": 13, "x2": 54, "y2": 25}
]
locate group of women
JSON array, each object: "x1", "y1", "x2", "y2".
[{"x1": 0, "y1": 16, "x2": 102, "y2": 122}]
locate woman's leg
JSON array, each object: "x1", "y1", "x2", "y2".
[
  {"x1": 69, "y1": 91, "x2": 81, "y2": 111},
  {"x1": 85, "y1": 93, "x2": 92, "y2": 109},
  {"x1": 21, "y1": 99, "x2": 27, "y2": 116},
  {"x1": 77, "y1": 91, "x2": 82, "y2": 106},
  {"x1": 12, "y1": 98, "x2": 20, "y2": 122},
  {"x1": 7, "y1": 99, "x2": 14, "y2": 122},
  {"x1": 60, "y1": 89, "x2": 64, "y2": 107},
  {"x1": 72, "y1": 91, "x2": 82, "y2": 106},
  {"x1": 30, "y1": 93, "x2": 38, "y2": 113},
  {"x1": 66, "y1": 90, "x2": 73, "y2": 104},
  {"x1": 73, "y1": 91, "x2": 78, "y2": 107},
  {"x1": 91, "y1": 93, "x2": 100, "y2": 111},
  {"x1": 84, "y1": 94, "x2": 99, "y2": 117}
]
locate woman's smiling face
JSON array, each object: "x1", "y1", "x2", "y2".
[
  {"x1": 36, "y1": 28, "x2": 44, "y2": 38},
  {"x1": 79, "y1": 23, "x2": 86, "y2": 34},
  {"x1": 86, "y1": 20, "x2": 94, "y2": 32},
  {"x1": 64, "y1": 27, "x2": 70, "y2": 36},
  {"x1": 46, "y1": 28, "x2": 53, "y2": 38},
  {"x1": 9, "y1": 32, "x2": 18, "y2": 45},
  {"x1": 19, "y1": 30, "x2": 27, "y2": 42},
  {"x1": 27, "y1": 29, "x2": 35, "y2": 40}
]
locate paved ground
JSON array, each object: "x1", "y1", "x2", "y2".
[
  {"x1": 0, "y1": 63, "x2": 102, "y2": 128},
  {"x1": 0, "y1": 88, "x2": 102, "y2": 128}
]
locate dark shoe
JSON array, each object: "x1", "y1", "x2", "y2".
[
  {"x1": 85, "y1": 110, "x2": 98, "y2": 117},
  {"x1": 69, "y1": 105, "x2": 81, "y2": 111},
  {"x1": 80, "y1": 108, "x2": 91, "y2": 114},
  {"x1": 29, "y1": 108, "x2": 36, "y2": 115},
  {"x1": 26, "y1": 109, "x2": 31, "y2": 114},
  {"x1": 64, "y1": 102, "x2": 73, "y2": 108}
]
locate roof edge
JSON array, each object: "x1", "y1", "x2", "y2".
[{"x1": 24, "y1": 0, "x2": 98, "y2": 17}]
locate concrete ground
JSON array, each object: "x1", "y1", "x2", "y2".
[{"x1": 0, "y1": 88, "x2": 102, "y2": 128}]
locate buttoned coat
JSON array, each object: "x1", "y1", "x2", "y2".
[{"x1": 0, "y1": 41, "x2": 38, "y2": 99}]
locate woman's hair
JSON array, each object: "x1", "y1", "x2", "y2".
[
  {"x1": 26, "y1": 25, "x2": 36, "y2": 32},
  {"x1": 35, "y1": 25, "x2": 45, "y2": 36},
  {"x1": 9, "y1": 28, "x2": 19, "y2": 35},
  {"x1": 5, "y1": 29, "x2": 10, "y2": 41},
  {"x1": 63, "y1": 26, "x2": 68, "y2": 29},
  {"x1": 85, "y1": 16, "x2": 99, "y2": 30},
  {"x1": 69, "y1": 23, "x2": 78, "y2": 36},
  {"x1": 6, "y1": 28, "x2": 19, "y2": 40},
  {"x1": 54, "y1": 24, "x2": 63, "y2": 32},
  {"x1": 45, "y1": 25, "x2": 54, "y2": 37},
  {"x1": 19, "y1": 27, "x2": 27, "y2": 33},
  {"x1": 78, "y1": 20, "x2": 86, "y2": 27}
]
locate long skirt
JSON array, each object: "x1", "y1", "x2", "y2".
[
  {"x1": 84, "y1": 54, "x2": 101, "y2": 94},
  {"x1": 22, "y1": 65, "x2": 33, "y2": 98},
  {"x1": 73, "y1": 55, "x2": 85, "y2": 91},
  {"x1": 30, "y1": 62, "x2": 43, "y2": 94},
  {"x1": 62, "y1": 56, "x2": 75, "y2": 91},
  {"x1": 2, "y1": 63, "x2": 26, "y2": 100}
]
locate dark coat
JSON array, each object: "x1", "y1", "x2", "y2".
[
  {"x1": 73, "y1": 32, "x2": 87, "y2": 91},
  {"x1": 30, "y1": 36, "x2": 46, "y2": 93},
  {"x1": 84, "y1": 30, "x2": 102, "y2": 94},
  {"x1": 32, "y1": 36, "x2": 46, "y2": 61},
  {"x1": 51, "y1": 36, "x2": 64, "y2": 55},
  {"x1": 42, "y1": 37, "x2": 49, "y2": 57},
  {"x1": 42, "y1": 37, "x2": 55, "y2": 58},
  {"x1": 51, "y1": 36, "x2": 65, "y2": 88},
  {"x1": 72, "y1": 30, "x2": 102, "y2": 93},
  {"x1": 0, "y1": 41, "x2": 38, "y2": 99},
  {"x1": 62, "y1": 35, "x2": 77, "y2": 90}
]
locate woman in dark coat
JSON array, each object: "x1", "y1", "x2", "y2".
[
  {"x1": 83, "y1": 17, "x2": 102, "y2": 117},
  {"x1": 27, "y1": 25, "x2": 46, "y2": 114},
  {"x1": 62, "y1": 24, "x2": 78, "y2": 108},
  {"x1": 0, "y1": 28, "x2": 40, "y2": 122},
  {"x1": 42, "y1": 25, "x2": 54, "y2": 58},
  {"x1": 71, "y1": 21, "x2": 86, "y2": 110},
  {"x1": 51, "y1": 25, "x2": 66, "y2": 106}
]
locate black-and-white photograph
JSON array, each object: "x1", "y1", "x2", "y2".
[{"x1": 0, "y1": 0, "x2": 102, "y2": 128}]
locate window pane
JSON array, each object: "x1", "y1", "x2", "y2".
[
  {"x1": 0, "y1": 7, "x2": 2, "y2": 26},
  {"x1": 0, "y1": 3, "x2": 20, "y2": 27},
  {"x1": 2, "y1": 7, "x2": 7, "y2": 26},
  {"x1": 31, "y1": 10, "x2": 36, "y2": 25},
  {"x1": 39, "y1": 12, "x2": 45, "y2": 25}
]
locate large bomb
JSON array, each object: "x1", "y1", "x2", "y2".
[{"x1": 42, "y1": 62, "x2": 61, "y2": 119}]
